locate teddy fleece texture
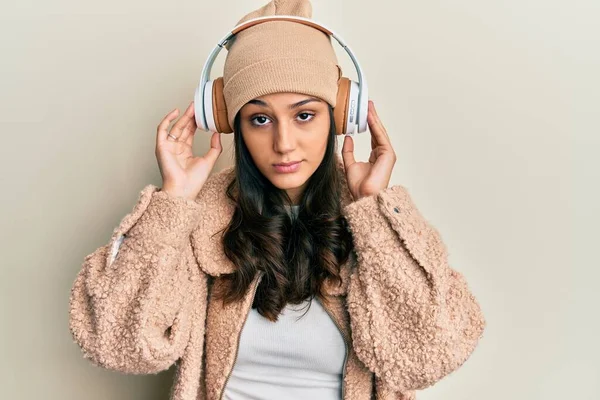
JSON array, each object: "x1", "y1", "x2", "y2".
[{"x1": 68, "y1": 155, "x2": 487, "y2": 399}]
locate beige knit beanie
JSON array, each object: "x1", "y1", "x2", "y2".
[{"x1": 223, "y1": 0, "x2": 342, "y2": 128}]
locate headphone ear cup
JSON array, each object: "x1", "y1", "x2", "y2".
[
  {"x1": 334, "y1": 77, "x2": 351, "y2": 135},
  {"x1": 212, "y1": 77, "x2": 232, "y2": 133}
]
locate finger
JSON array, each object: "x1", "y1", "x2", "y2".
[
  {"x1": 367, "y1": 101, "x2": 391, "y2": 148},
  {"x1": 341, "y1": 134, "x2": 356, "y2": 169},
  {"x1": 371, "y1": 129, "x2": 376, "y2": 151},
  {"x1": 184, "y1": 118, "x2": 198, "y2": 147},
  {"x1": 204, "y1": 131, "x2": 223, "y2": 165},
  {"x1": 370, "y1": 150, "x2": 396, "y2": 184},
  {"x1": 157, "y1": 108, "x2": 180, "y2": 143},
  {"x1": 369, "y1": 101, "x2": 388, "y2": 137},
  {"x1": 374, "y1": 102, "x2": 391, "y2": 143},
  {"x1": 179, "y1": 112, "x2": 197, "y2": 145},
  {"x1": 370, "y1": 133, "x2": 378, "y2": 164},
  {"x1": 169, "y1": 101, "x2": 195, "y2": 139},
  {"x1": 369, "y1": 149, "x2": 377, "y2": 164}
]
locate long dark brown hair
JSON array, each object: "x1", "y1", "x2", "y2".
[{"x1": 212, "y1": 104, "x2": 354, "y2": 322}]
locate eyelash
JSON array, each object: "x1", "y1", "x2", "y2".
[{"x1": 250, "y1": 112, "x2": 315, "y2": 127}]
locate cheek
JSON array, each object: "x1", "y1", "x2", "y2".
[
  {"x1": 240, "y1": 128, "x2": 272, "y2": 168},
  {"x1": 240, "y1": 124, "x2": 265, "y2": 150},
  {"x1": 309, "y1": 119, "x2": 330, "y2": 152}
]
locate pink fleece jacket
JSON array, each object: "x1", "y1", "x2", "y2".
[{"x1": 68, "y1": 155, "x2": 487, "y2": 399}]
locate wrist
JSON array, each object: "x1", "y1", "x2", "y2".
[{"x1": 161, "y1": 186, "x2": 198, "y2": 201}]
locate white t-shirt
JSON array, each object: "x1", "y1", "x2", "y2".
[{"x1": 222, "y1": 205, "x2": 346, "y2": 399}]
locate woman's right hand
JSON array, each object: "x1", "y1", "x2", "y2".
[{"x1": 156, "y1": 101, "x2": 223, "y2": 201}]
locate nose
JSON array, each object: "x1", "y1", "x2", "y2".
[{"x1": 273, "y1": 120, "x2": 296, "y2": 154}]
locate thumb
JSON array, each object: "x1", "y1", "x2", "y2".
[
  {"x1": 205, "y1": 131, "x2": 223, "y2": 164},
  {"x1": 341, "y1": 135, "x2": 356, "y2": 169}
]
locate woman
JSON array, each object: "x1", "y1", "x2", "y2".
[{"x1": 68, "y1": 1, "x2": 486, "y2": 399}]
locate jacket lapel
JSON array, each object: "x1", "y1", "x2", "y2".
[{"x1": 203, "y1": 273, "x2": 262, "y2": 399}]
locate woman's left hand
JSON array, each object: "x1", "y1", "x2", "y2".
[{"x1": 341, "y1": 100, "x2": 397, "y2": 201}]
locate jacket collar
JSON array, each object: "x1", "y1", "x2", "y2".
[{"x1": 190, "y1": 155, "x2": 355, "y2": 296}]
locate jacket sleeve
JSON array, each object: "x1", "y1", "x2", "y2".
[
  {"x1": 68, "y1": 184, "x2": 208, "y2": 374},
  {"x1": 343, "y1": 185, "x2": 487, "y2": 392}
]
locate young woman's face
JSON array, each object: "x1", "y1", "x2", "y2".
[{"x1": 238, "y1": 92, "x2": 331, "y2": 205}]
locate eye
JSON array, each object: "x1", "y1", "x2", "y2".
[
  {"x1": 297, "y1": 112, "x2": 315, "y2": 122},
  {"x1": 250, "y1": 115, "x2": 271, "y2": 127}
]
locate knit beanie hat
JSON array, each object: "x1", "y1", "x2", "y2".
[{"x1": 222, "y1": 0, "x2": 342, "y2": 129}]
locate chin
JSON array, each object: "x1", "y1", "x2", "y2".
[{"x1": 268, "y1": 173, "x2": 308, "y2": 189}]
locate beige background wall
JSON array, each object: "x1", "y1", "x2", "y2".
[{"x1": 1, "y1": 0, "x2": 597, "y2": 399}]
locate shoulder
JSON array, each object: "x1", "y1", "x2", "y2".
[{"x1": 194, "y1": 165, "x2": 236, "y2": 208}]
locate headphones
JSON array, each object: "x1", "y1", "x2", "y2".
[{"x1": 194, "y1": 15, "x2": 368, "y2": 136}]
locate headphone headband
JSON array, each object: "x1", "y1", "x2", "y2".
[
  {"x1": 232, "y1": 16, "x2": 333, "y2": 35},
  {"x1": 196, "y1": 15, "x2": 368, "y2": 134}
]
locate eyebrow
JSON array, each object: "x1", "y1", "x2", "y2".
[{"x1": 248, "y1": 97, "x2": 322, "y2": 110}]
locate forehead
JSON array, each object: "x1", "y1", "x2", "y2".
[{"x1": 243, "y1": 92, "x2": 324, "y2": 110}]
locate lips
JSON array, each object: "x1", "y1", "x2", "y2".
[{"x1": 273, "y1": 161, "x2": 301, "y2": 166}]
